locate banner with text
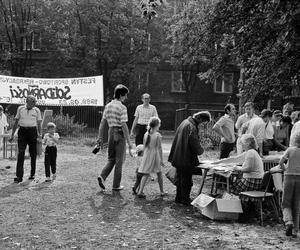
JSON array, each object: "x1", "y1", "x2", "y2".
[{"x1": 0, "y1": 75, "x2": 104, "y2": 106}]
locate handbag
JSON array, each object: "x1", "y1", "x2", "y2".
[{"x1": 165, "y1": 166, "x2": 177, "y2": 185}]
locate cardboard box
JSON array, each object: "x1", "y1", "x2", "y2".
[{"x1": 191, "y1": 194, "x2": 243, "y2": 220}]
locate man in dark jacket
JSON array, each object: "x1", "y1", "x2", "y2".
[{"x1": 168, "y1": 111, "x2": 211, "y2": 205}]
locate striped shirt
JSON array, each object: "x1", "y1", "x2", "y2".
[
  {"x1": 15, "y1": 105, "x2": 42, "y2": 127},
  {"x1": 134, "y1": 104, "x2": 158, "y2": 125},
  {"x1": 103, "y1": 99, "x2": 128, "y2": 127}
]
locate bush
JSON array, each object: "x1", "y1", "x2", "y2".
[{"x1": 53, "y1": 113, "x2": 87, "y2": 137}]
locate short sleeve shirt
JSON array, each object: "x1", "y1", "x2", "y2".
[
  {"x1": 43, "y1": 132, "x2": 60, "y2": 147},
  {"x1": 281, "y1": 147, "x2": 300, "y2": 176},
  {"x1": 134, "y1": 104, "x2": 158, "y2": 125},
  {"x1": 15, "y1": 105, "x2": 42, "y2": 127},
  {"x1": 247, "y1": 117, "x2": 265, "y2": 144},
  {"x1": 215, "y1": 114, "x2": 235, "y2": 143},
  {"x1": 235, "y1": 113, "x2": 258, "y2": 136},
  {"x1": 103, "y1": 99, "x2": 128, "y2": 127}
]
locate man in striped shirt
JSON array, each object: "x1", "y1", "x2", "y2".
[{"x1": 97, "y1": 84, "x2": 133, "y2": 191}]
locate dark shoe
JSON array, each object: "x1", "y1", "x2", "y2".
[
  {"x1": 286, "y1": 224, "x2": 293, "y2": 236},
  {"x1": 112, "y1": 186, "x2": 124, "y2": 191},
  {"x1": 137, "y1": 193, "x2": 146, "y2": 199},
  {"x1": 97, "y1": 176, "x2": 105, "y2": 190},
  {"x1": 28, "y1": 176, "x2": 35, "y2": 180},
  {"x1": 132, "y1": 186, "x2": 137, "y2": 195},
  {"x1": 14, "y1": 177, "x2": 22, "y2": 183}
]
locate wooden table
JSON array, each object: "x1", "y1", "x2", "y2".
[{"x1": 196, "y1": 162, "x2": 236, "y2": 195}]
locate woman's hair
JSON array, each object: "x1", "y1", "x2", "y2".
[
  {"x1": 145, "y1": 116, "x2": 161, "y2": 147},
  {"x1": 240, "y1": 134, "x2": 257, "y2": 150},
  {"x1": 280, "y1": 115, "x2": 292, "y2": 126}
]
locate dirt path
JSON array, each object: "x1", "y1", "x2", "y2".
[{"x1": 0, "y1": 142, "x2": 299, "y2": 250}]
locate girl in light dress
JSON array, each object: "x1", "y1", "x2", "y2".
[{"x1": 137, "y1": 117, "x2": 166, "y2": 198}]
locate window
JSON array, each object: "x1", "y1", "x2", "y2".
[
  {"x1": 22, "y1": 32, "x2": 42, "y2": 51},
  {"x1": 171, "y1": 71, "x2": 186, "y2": 93},
  {"x1": 214, "y1": 73, "x2": 233, "y2": 93},
  {"x1": 136, "y1": 71, "x2": 149, "y2": 89}
]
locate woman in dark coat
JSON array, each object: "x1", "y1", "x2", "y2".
[{"x1": 168, "y1": 111, "x2": 211, "y2": 205}]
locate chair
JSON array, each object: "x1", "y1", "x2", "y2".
[
  {"x1": 263, "y1": 160, "x2": 279, "y2": 171},
  {"x1": 271, "y1": 170, "x2": 284, "y2": 216},
  {"x1": 239, "y1": 172, "x2": 280, "y2": 226}
]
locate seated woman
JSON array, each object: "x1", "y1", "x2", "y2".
[
  {"x1": 214, "y1": 134, "x2": 264, "y2": 195},
  {"x1": 273, "y1": 116, "x2": 292, "y2": 151}
]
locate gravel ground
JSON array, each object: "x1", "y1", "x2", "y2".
[{"x1": 0, "y1": 139, "x2": 299, "y2": 250}]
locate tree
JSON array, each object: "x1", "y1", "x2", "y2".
[
  {"x1": 0, "y1": 0, "x2": 44, "y2": 76},
  {"x1": 205, "y1": 0, "x2": 300, "y2": 102},
  {"x1": 164, "y1": 0, "x2": 218, "y2": 106}
]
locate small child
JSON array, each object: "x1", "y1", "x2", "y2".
[
  {"x1": 132, "y1": 144, "x2": 144, "y2": 195},
  {"x1": 137, "y1": 117, "x2": 166, "y2": 198},
  {"x1": 43, "y1": 122, "x2": 59, "y2": 182},
  {"x1": 279, "y1": 133, "x2": 300, "y2": 237}
]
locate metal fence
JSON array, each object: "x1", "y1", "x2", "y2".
[
  {"x1": 175, "y1": 108, "x2": 222, "y2": 148},
  {"x1": 3, "y1": 104, "x2": 104, "y2": 140}
]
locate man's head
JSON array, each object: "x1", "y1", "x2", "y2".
[
  {"x1": 114, "y1": 84, "x2": 129, "y2": 102},
  {"x1": 260, "y1": 109, "x2": 273, "y2": 123},
  {"x1": 26, "y1": 95, "x2": 36, "y2": 110},
  {"x1": 244, "y1": 102, "x2": 254, "y2": 116},
  {"x1": 272, "y1": 110, "x2": 283, "y2": 122},
  {"x1": 142, "y1": 93, "x2": 150, "y2": 105},
  {"x1": 193, "y1": 111, "x2": 211, "y2": 125},
  {"x1": 224, "y1": 103, "x2": 236, "y2": 116}
]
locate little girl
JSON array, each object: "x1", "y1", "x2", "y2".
[
  {"x1": 279, "y1": 133, "x2": 300, "y2": 237},
  {"x1": 137, "y1": 117, "x2": 166, "y2": 198}
]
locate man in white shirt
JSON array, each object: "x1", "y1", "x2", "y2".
[
  {"x1": 9, "y1": 95, "x2": 42, "y2": 183},
  {"x1": 246, "y1": 109, "x2": 273, "y2": 156},
  {"x1": 235, "y1": 102, "x2": 257, "y2": 154},
  {"x1": 213, "y1": 103, "x2": 236, "y2": 159},
  {"x1": 130, "y1": 93, "x2": 158, "y2": 147}
]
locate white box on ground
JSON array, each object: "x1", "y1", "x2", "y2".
[{"x1": 191, "y1": 193, "x2": 243, "y2": 220}]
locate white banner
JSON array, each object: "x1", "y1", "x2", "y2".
[{"x1": 0, "y1": 75, "x2": 104, "y2": 106}]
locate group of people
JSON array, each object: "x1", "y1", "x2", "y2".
[
  {"x1": 2, "y1": 84, "x2": 300, "y2": 237},
  {"x1": 0, "y1": 96, "x2": 60, "y2": 183}
]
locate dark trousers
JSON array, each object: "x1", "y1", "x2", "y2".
[
  {"x1": 16, "y1": 126, "x2": 38, "y2": 179},
  {"x1": 175, "y1": 168, "x2": 193, "y2": 204},
  {"x1": 135, "y1": 124, "x2": 147, "y2": 146},
  {"x1": 100, "y1": 127, "x2": 126, "y2": 189},
  {"x1": 219, "y1": 142, "x2": 235, "y2": 159},
  {"x1": 45, "y1": 146, "x2": 57, "y2": 177}
]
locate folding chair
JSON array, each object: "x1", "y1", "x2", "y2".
[{"x1": 239, "y1": 172, "x2": 279, "y2": 226}]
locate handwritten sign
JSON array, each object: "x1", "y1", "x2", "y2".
[{"x1": 0, "y1": 75, "x2": 104, "y2": 106}]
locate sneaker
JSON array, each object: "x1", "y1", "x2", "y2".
[
  {"x1": 52, "y1": 174, "x2": 56, "y2": 180},
  {"x1": 112, "y1": 186, "x2": 124, "y2": 191},
  {"x1": 28, "y1": 176, "x2": 35, "y2": 180},
  {"x1": 97, "y1": 176, "x2": 105, "y2": 190},
  {"x1": 286, "y1": 224, "x2": 293, "y2": 236},
  {"x1": 45, "y1": 177, "x2": 51, "y2": 182},
  {"x1": 14, "y1": 177, "x2": 22, "y2": 183}
]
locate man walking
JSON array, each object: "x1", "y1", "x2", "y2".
[
  {"x1": 168, "y1": 111, "x2": 211, "y2": 205},
  {"x1": 97, "y1": 84, "x2": 133, "y2": 191},
  {"x1": 9, "y1": 95, "x2": 42, "y2": 183},
  {"x1": 213, "y1": 103, "x2": 236, "y2": 159},
  {"x1": 130, "y1": 93, "x2": 158, "y2": 146}
]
